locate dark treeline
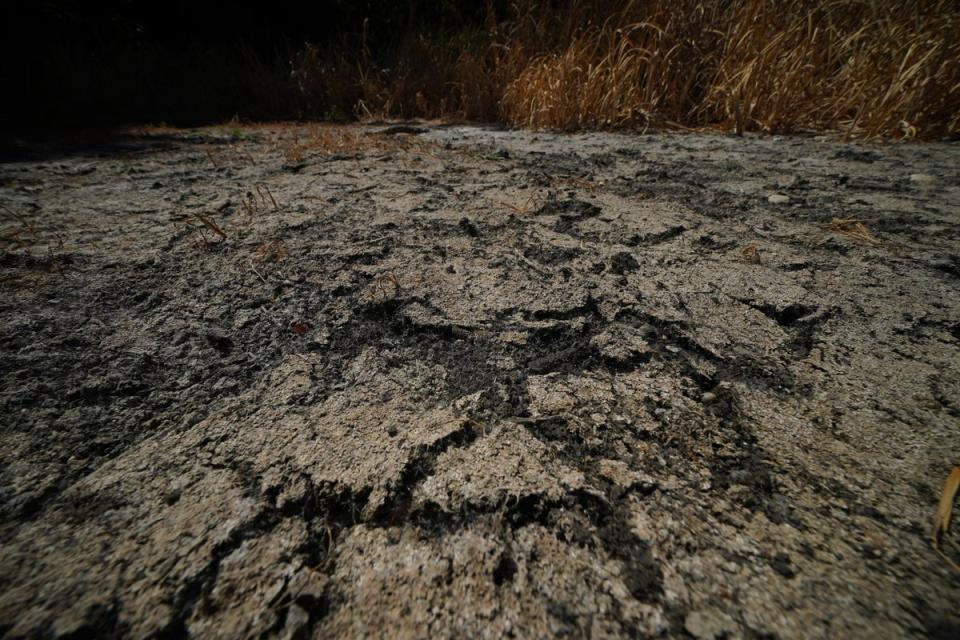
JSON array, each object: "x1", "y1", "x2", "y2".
[
  {"x1": 7, "y1": 2, "x2": 494, "y2": 49},
  {"x1": 1, "y1": 1, "x2": 504, "y2": 127}
]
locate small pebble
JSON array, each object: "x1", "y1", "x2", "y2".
[
  {"x1": 701, "y1": 392, "x2": 717, "y2": 403},
  {"x1": 770, "y1": 553, "x2": 796, "y2": 578},
  {"x1": 908, "y1": 173, "x2": 936, "y2": 186},
  {"x1": 768, "y1": 193, "x2": 791, "y2": 204}
]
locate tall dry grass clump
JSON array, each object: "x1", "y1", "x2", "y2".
[
  {"x1": 501, "y1": 0, "x2": 724, "y2": 130},
  {"x1": 499, "y1": 0, "x2": 959, "y2": 138},
  {"x1": 699, "y1": 0, "x2": 960, "y2": 138}
]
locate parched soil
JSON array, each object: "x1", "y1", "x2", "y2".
[{"x1": 1, "y1": 124, "x2": 959, "y2": 639}]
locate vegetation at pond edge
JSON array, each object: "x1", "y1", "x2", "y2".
[{"x1": 3, "y1": 1, "x2": 958, "y2": 138}]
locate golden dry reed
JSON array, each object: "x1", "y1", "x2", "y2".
[
  {"x1": 317, "y1": 0, "x2": 958, "y2": 139},
  {"x1": 500, "y1": 0, "x2": 959, "y2": 138}
]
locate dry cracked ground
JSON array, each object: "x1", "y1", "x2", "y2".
[{"x1": 1, "y1": 124, "x2": 959, "y2": 639}]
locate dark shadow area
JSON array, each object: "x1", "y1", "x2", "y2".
[
  {"x1": 0, "y1": 1, "x2": 500, "y2": 130},
  {"x1": 0, "y1": 125, "x2": 266, "y2": 163},
  {"x1": 0, "y1": 128, "x2": 184, "y2": 163}
]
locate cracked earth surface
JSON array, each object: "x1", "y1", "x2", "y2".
[{"x1": 1, "y1": 124, "x2": 958, "y2": 638}]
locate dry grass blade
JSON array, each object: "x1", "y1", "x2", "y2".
[
  {"x1": 185, "y1": 213, "x2": 226, "y2": 249},
  {"x1": 742, "y1": 244, "x2": 761, "y2": 264},
  {"x1": 231, "y1": 144, "x2": 256, "y2": 165},
  {"x1": 194, "y1": 214, "x2": 226, "y2": 241},
  {"x1": 823, "y1": 218, "x2": 882, "y2": 246},
  {"x1": 257, "y1": 185, "x2": 280, "y2": 210},
  {"x1": 279, "y1": 136, "x2": 307, "y2": 165},
  {"x1": 253, "y1": 240, "x2": 288, "y2": 263},
  {"x1": 1, "y1": 205, "x2": 38, "y2": 250},
  {"x1": 932, "y1": 467, "x2": 960, "y2": 575},
  {"x1": 376, "y1": 272, "x2": 401, "y2": 300},
  {"x1": 291, "y1": 125, "x2": 435, "y2": 159},
  {"x1": 497, "y1": 194, "x2": 537, "y2": 215},
  {"x1": 0, "y1": 228, "x2": 27, "y2": 252},
  {"x1": 1, "y1": 204, "x2": 66, "y2": 253}
]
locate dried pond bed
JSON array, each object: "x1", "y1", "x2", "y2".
[{"x1": 1, "y1": 124, "x2": 959, "y2": 638}]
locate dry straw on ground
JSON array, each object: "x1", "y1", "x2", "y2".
[{"x1": 823, "y1": 218, "x2": 882, "y2": 246}]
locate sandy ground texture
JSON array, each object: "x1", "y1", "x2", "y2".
[{"x1": 1, "y1": 123, "x2": 959, "y2": 639}]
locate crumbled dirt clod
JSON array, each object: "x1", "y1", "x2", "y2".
[{"x1": 1, "y1": 124, "x2": 958, "y2": 638}]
